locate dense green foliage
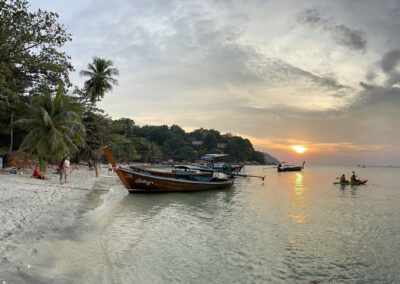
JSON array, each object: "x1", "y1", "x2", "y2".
[
  {"x1": 14, "y1": 84, "x2": 85, "y2": 172},
  {"x1": 91, "y1": 119, "x2": 265, "y2": 164},
  {"x1": 0, "y1": 0, "x2": 73, "y2": 153},
  {"x1": 0, "y1": 0, "x2": 266, "y2": 166}
]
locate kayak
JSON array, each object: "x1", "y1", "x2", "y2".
[{"x1": 333, "y1": 179, "x2": 368, "y2": 185}]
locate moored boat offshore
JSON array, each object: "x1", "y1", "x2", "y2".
[
  {"x1": 200, "y1": 154, "x2": 244, "y2": 173},
  {"x1": 277, "y1": 161, "x2": 305, "y2": 172},
  {"x1": 103, "y1": 146, "x2": 234, "y2": 193}
]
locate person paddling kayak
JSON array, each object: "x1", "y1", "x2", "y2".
[
  {"x1": 334, "y1": 172, "x2": 367, "y2": 185},
  {"x1": 350, "y1": 171, "x2": 360, "y2": 183}
]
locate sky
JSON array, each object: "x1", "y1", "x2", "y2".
[{"x1": 29, "y1": 0, "x2": 400, "y2": 165}]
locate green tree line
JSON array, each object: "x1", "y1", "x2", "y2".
[{"x1": 0, "y1": 0, "x2": 265, "y2": 171}]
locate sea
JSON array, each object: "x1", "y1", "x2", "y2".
[{"x1": 3, "y1": 165, "x2": 400, "y2": 283}]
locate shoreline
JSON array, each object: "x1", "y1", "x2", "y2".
[{"x1": 0, "y1": 166, "x2": 118, "y2": 282}]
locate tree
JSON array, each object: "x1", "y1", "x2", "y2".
[
  {"x1": 0, "y1": 0, "x2": 73, "y2": 152},
  {"x1": 133, "y1": 138, "x2": 162, "y2": 162},
  {"x1": 80, "y1": 57, "x2": 119, "y2": 104},
  {"x1": 140, "y1": 125, "x2": 172, "y2": 146},
  {"x1": 162, "y1": 136, "x2": 185, "y2": 159},
  {"x1": 203, "y1": 129, "x2": 220, "y2": 150},
  {"x1": 112, "y1": 118, "x2": 136, "y2": 139},
  {"x1": 15, "y1": 83, "x2": 85, "y2": 172},
  {"x1": 80, "y1": 110, "x2": 112, "y2": 160},
  {"x1": 170, "y1": 124, "x2": 185, "y2": 137}
]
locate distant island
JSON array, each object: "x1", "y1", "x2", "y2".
[{"x1": 263, "y1": 153, "x2": 280, "y2": 165}]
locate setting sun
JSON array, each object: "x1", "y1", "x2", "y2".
[{"x1": 292, "y1": 145, "x2": 307, "y2": 154}]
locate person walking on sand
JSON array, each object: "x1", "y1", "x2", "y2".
[
  {"x1": 68, "y1": 158, "x2": 73, "y2": 174},
  {"x1": 64, "y1": 157, "x2": 70, "y2": 183},
  {"x1": 60, "y1": 157, "x2": 66, "y2": 184},
  {"x1": 108, "y1": 163, "x2": 113, "y2": 175},
  {"x1": 94, "y1": 160, "x2": 100, "y2": 177}
]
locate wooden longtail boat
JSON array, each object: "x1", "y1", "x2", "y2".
[
  {"x1": 200, "y1": 154, "x2": 244, "y2": 173},
  {"x1": 130, "y1": 165, "x2": 213, "y2": 179},
  {"x1": 104, "y1": 146, "x2": 234, "y2": 193},
  {"x1": 277, "y1": 161, "x2": 305, "y2": 172}
]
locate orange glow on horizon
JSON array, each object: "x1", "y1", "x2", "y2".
[{"x1": 292, "y1": 145, "x2": 307, "y2": 154}]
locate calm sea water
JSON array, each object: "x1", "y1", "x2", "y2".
[{"x1": 7, "y1": 166, "x2": 400, "y2": 283}]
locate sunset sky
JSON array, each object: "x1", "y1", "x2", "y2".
[{"x1": 30, "y1": 0, "x2": 400, "y2": 165}]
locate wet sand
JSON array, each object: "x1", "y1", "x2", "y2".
[{"x1": 0, "y1": 166, "x2": 117, "y2": 282}]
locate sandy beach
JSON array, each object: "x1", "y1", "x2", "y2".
[{"x1": 0, "y1": 165, "x2": 116, "y2": 281}]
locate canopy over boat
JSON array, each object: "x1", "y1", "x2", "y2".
[
  {"x1": 173, "y1": 165, "x2": 215, "y2": 172},
  {"x1": 200, "y1": 154, "x2": 229, "y2": 160}
]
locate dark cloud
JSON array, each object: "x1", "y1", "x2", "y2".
[
  {"x1": 298, "y1": 8, "x2": 367, "y2": 52},
  {"x1": 380, "y1": 49, "x2": 400, "y2": 86},
  {"x1": 329, "y1": 24, "x2": 367, "y2": 51},
  {"x1": 365, "y1": 70, "x2": 377, "y2": 82},
  {"x1": 358, "y1": 82, "x2": 400, "y2": 108},
  {"x1": 297, "y1": 8, "x2": 325, "y2": 27},
  {"x1": 380, "y1": 49, "x2": 400, "y2": 73}
]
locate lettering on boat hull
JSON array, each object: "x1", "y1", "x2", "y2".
[{"x1": 135, "y1": 178, "x2": 154, "y2": 186}]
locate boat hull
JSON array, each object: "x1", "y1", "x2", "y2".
[
  {"x1": 277, "y1": 166, "x2": 303, "y2": 172},
  {"x1": 118, "y1": 167, "x2": 234, "y2": 193},
  {"x1": 333, "y1": 179, "x2": 368, "y2": 185},
  {"x1": 277, "y1": 161, "x2": 305, "y2": 172}
]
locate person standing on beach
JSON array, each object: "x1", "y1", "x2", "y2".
[
  {"x1": 69, "y1": 158, "x2": 73, "y2": 174},
  {"x1": 94, "y1": 160, "x2": 100, "y2": 177},
  {"x1": 64, "y1": 157, "x2": 70, "y2": 183},
  {"x1": 60, "y1": 157, "x2": 66, "y2": 184}
]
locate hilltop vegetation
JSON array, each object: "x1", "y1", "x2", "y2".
[
  {"x1": 0, "y1": 0, "x2": 265, "y2": 169},
  {"x1": 87, "y1": 117, "x2": 265, "y2": 163}
]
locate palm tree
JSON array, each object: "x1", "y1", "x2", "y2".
[
  {"x1": 80, "y1": 57, "x2": 119, "y2": 104},
  {"x1": 15, "y1": 83, "x2": 85, "y2": 173}
]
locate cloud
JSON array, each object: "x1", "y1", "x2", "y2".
[
  {"x1": 365, "y1": 70, "x2": 377, "y2": 82},
  {"x1": 380, "y1": 49, "x2": 400, "y2": 86},
  {"x1": 297, "y1": 8, "x2": 326, "y2": 28},
  {"x1": 297, "y1": 8, "x2": 367, "y2": 52},
  {"x1": 329, "y1": 24, "x2": 367, "y2": 51},
  {"x1": 381, "y1": 50, "x2": 400, "y2": 73},
  {"x1": 63, "y1": 1, "x2": 355, "y2": 115}
]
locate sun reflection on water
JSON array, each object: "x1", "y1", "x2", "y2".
[{"x1": 286, "y1": 173, "x2": 308, "y2": 223}]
